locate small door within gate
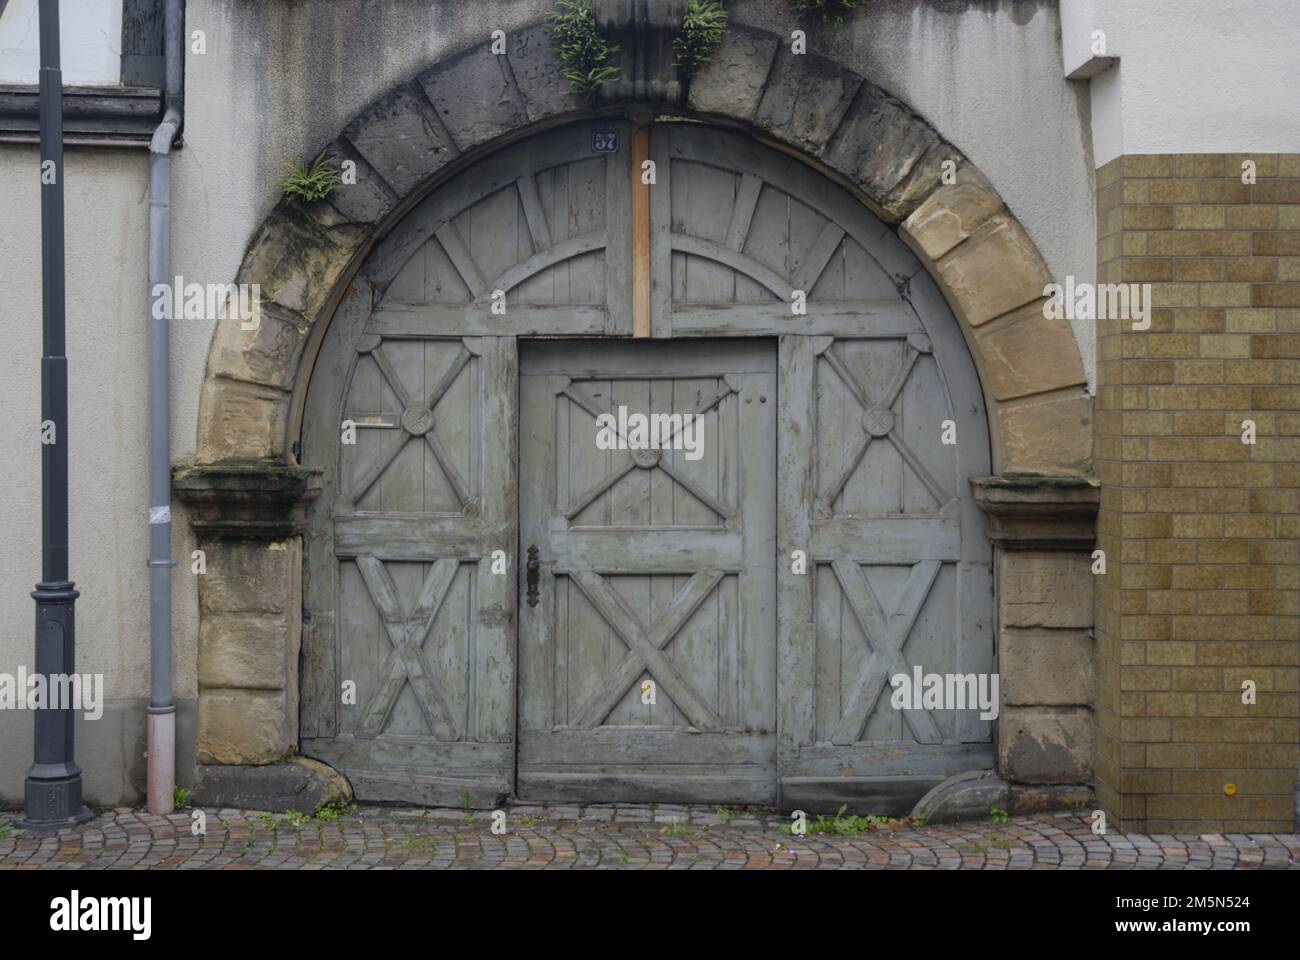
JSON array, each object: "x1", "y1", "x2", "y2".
[{"x1": 518, "y1": 340, "x2": 778, "y2": 803}]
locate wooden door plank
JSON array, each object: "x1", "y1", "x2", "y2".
[
  {"x1": 631, "y1": 125, "x2": 651, "y2": 338},
  {"x1": 777, "y1": 336, "x2": 816, "y2": 775}
]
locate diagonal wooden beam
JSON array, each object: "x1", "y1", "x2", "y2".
[
  {"x1": 791, "y1": 222, "x2": 846, "y2": 295},
  {"x1": 725, "y1": 174, "x2": 763, "y2": 251},
  {"x1": 516, "y1": 174, "x2": 551, "y2": 251},
  {"x1": 567, "y1": 571, "x2": 724, "y2": 731},
  {"x1": 829, "y1": 560, "x2": 943, "y2": 745},
  {"x1": 435, "y1": 222, "x2": 487, "y2": 298},
  {"x1": 347, "y1": 428, "x2": 409, "y2": 505},
  {"x1": 355, "y1": 557, "x2": 461, "y2": 739},
  {"x1": 820, "y1": 344, "x2": 870, "y2": 410}
]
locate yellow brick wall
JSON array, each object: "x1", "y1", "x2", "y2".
[{"x1": 1094, "y1": 154, "x2": 1300, "y2": 832}]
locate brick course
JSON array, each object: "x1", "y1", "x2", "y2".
[{"x1": 1094, "y1": 153, "x2": 1300, "y2": 833}]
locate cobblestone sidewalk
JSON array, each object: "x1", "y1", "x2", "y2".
[{"x1": 2, "y1": 805, "x2": 1297, "y2": 870}]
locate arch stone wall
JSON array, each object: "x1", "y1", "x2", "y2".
[{"x1": 179, "y1": 22, "x2": 1098, "y2": 810}]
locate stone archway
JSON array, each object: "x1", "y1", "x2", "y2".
[{"x1": 177, "y1": 22, "x2": 1096, "y2": 808}]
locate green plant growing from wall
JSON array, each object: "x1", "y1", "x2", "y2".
[
  {"x1": 789, "y1": 0, "x2": 865, "y2": 27},
  {"x1": 547, "y1": 0, "x2": 621, "y2": 97},
  {"x1": 674, "y1": 0, "x2": 728, "y2": 78},
  {"x1": 281, "y1": 153, "x2": 339, "y2": 203},
  {"x1": 173, "y1": 786, "x2": 191, "y2": 809}
]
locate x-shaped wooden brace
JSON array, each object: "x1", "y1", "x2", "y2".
[
  {"x1": 560, "y1": 379, "x2": 736, "y2": 521},
  {"x1": 355, "y1": 556, "x2": 461, "y2": 740},
  {"x1": 568, "y1": 569, "x2": 726, "y2": 731},
  {"x1": 819, "y1": 339, "x2": 950, "y2": 510},
  {"x1": 828, "y1": 559, "x2": 943, "y2": 745},
  {"x1": 348, "y1": 339, "x2": 474, "y2": 508}
]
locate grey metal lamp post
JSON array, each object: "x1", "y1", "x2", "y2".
[{"x1": 20, "y1": 0, "x2": 92, "y2": 830}]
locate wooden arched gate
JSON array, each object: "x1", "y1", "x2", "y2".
[{"x1": 300, "y1": 121, "x2": 993, "y2": 811}]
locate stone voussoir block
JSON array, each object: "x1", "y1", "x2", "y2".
[
  {"x1": 825, "y1": 82, "x2": 954, "y2": 222},
  {"x1": 753, "y1": 46, "x2": 862, "y2": 158},
  {"x1": 932, "y1": 213, "x2": 1053, "y2": 328},
  {"x1": 321, "y1": 137, "x2": 400, "y2": 225},
  {"x1": 686, "y1": 23, "x2": 779, "y2": 123},
  {"x1": 344, "y1": 83, "x2": 459, "y2": 198},
  {"x1": 974, "y1": 298, "x2": 1088, "y2": 401},
  {"x1": 998, "y1": 707, "x2": 1093, "y2": 784},
  {"x1": 196, "y1": 377, "x2": 289, "y2": 462},
  {"x1": 238, "y1": 198, "x2": 365, "y2": 320},
  {"x1": 508, "y1": 23, "x2": 587, "y2": 124},
  {"x1": 997, "y1": 388, "x2": 1094, "y2": 475},
  {"x1": 420, "y1": 40, "x2": 529, "y2": 153},
  {"x1": 205, "y1": 301, "x2": 310, "y2": 392},
  {"x1": 901, "y1": 162, "x2": 1004, "y2": 261},
  {"x1": 197, "y1": 689, "x2": 292, "y2": 765}
]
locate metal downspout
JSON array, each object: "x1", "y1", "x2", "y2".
[{"x1": 146, "y1": 0, "x2": 184, "y2": 816}]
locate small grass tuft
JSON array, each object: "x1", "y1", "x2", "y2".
[
  {"x1": 173, "y1": 786, "x2": 192, "y2": 809},
  {"x1": 990, "y1": 806, "x2": 1010, "y2": 825},
  {"x1": 313, "y1": 797, "x2": 357, "y2": 823},
  {"x1": 781, "y1": 804, "x2": 925, "y2": 836},
  {"x1": 789, "y1": 0, "x2": 867, "y2": 27},
  {"x1": 281, "y1": 152, "x2": 339, "y2": 203},
  {"x1": 674, "y1": 0, "x2": 727, "y2": 78},
  {"x1": 546, "y1": 0, "x2": 621, "y2": 97}
]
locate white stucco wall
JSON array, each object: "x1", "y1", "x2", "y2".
[
  {"x1": 1062, "y1": 0, "x2": 1300, "y2": 166},
  {"x1": 0, "y1": 0, "x2": 123, "y2": 85}
]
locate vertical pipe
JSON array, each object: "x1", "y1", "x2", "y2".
[
  {"x1": 146, "y1": 0, "x2": 185, "y2": 816},
  {"x1": 22, "y1": 0, "x2": 91, "y2": 831}
]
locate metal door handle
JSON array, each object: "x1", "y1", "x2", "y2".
[{"x1": 526, "y1": 545, "x2": 540, "y2": 607}]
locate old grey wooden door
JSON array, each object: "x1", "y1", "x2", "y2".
[
  {"x1": 299, "y1": 123, "x2": 634, "y2": 805},
  {"x1": 650, "y1": 123, "x2": 995, "y2": 812},
  {"x1": 299, "y1": 118, "x2": 992, "y2": 811},
  {"x1": 517, "y1": 340, "x2": 778, "y2": 803}
]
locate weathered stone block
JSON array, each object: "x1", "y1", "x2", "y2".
[
  {"x1": 686, "y1": 24, "x2": 779, "y2": 122},
  {"x1": 198, "y1": 538, "x2": 295, "y2": 616},
  {"x1": 198, "y1": 612, "x2": 289, "y2": 691},
  {"x1": 321, "y1": 138, "x2": 400, "y2": 225},
  {"x1": 882, "y1": 142, "x2": 961, "y2": 223},
  {"x1": 974, "y1": 298, "x2": 1088, "y2": 401},
  {"x1": 197, "y1": 689, "x2": 291, "y2": 765},
  {"x1": 997, "y1": 388, "x2": 1094, "y2": 475},
  {"x1": 753, "y1": 47, "x2": 861, "y2": 158},
  {"x1": 420, "y1": 42, "x2": 528, "y2": 152},
  {"x1": 196, "y1": 378, "x2": 289, "y2": 461},
  {"x1": 1000, "y1": 551, "x2": 1094, "y2": 629},
  {"x1": 901, "y1": 162, "x2": 1004, "y2": 261},
  {"x1": 508, "y1": 23, "x2": 586, "y2": 123},
  {"x1": 344, "y1": 84, "x2": 458, "y2": 196},
  {"x1": 998, "y1": 707, "x2": 1093, "y2": 784},
  {"x1": 191, "y1": 757, "x2": 352, "y2": 814},
  {"x1": 238, "y1": 200, "x2": 364, "y2": 319},
  {"x1": 205, "y1": 302, "x2": 309, "y2": 392},
  {"x1": 824, "y1": 83, "x2": 948, "y2": 219},
  {"x1": 1001, "y1": 628, "x2": 1095, "y2": 706},
  {"x1": 932, "y1": 214, "x2": 1052, "y2": 327}
]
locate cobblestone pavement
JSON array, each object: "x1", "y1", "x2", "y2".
[{"x1": 1, "y1": 805, "x2": 1297, "y2": 869}]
